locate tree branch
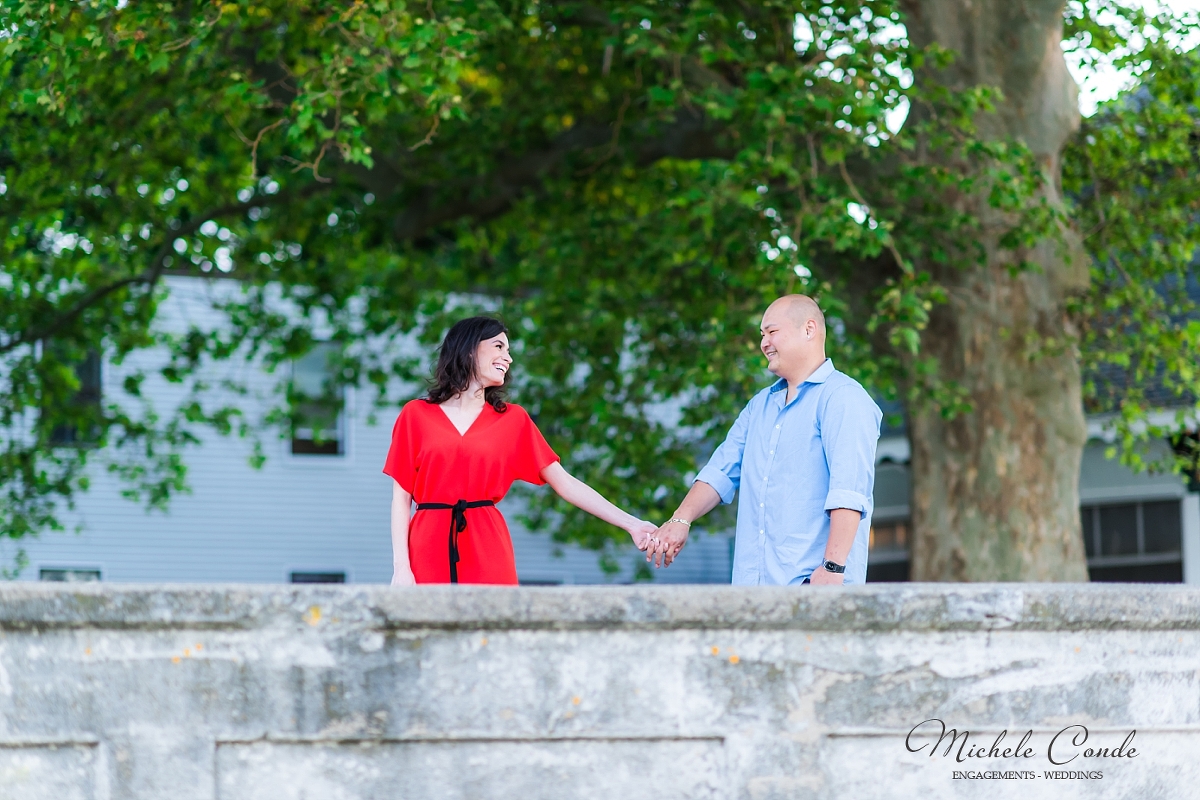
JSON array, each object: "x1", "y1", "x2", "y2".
[
  {"x1": 0, "y1": 198, "x2": 280, "y2": 356},
  {"x1": 386, "y1": 111, "x2": 731, "y2": 241}
]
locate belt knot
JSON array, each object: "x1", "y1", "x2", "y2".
[{"x1": 414, "y1": 499, "x2": 496, "y2": 583}]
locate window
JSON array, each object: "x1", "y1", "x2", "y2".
[
  {"x1": 290, "y1": 344, "x2": 344, "y2": 456},
  {"x1": 40, "y1": 568, "x2": 101, "y2": 582},
  {"x1": 289, "y1": 571, "x2": 345, "y2": 584},
  {"x1": 864, "y1": 501, "x2": 1185, "y2": 583},
  {"x1": 867, "y1": 520, "x2": 910, "y2": 582},
  {"x1": 1081, "y1": 500, "x2": 1183, "y2": 583},
  {"x1": 48, "y1": 349, "x2": 102, "y2": 446}
]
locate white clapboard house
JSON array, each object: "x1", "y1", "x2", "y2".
[{"x1": 16, "y1": 276, "x2": 1200, "y2": 585}]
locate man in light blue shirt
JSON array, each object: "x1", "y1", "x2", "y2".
[{"x1": 648, "y1": 295, "x2": 882, "y2": 585}]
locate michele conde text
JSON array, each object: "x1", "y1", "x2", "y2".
[{"x1": 905, "y1": 719, "x2": 1139, "y2": 766}]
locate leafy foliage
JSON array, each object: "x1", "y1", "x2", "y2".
[
  {"x1": 2, "y1": 0, "x2": 1197, "y2": 568},
  {"x1": 1, "y1": 0, "x2": 488, "y2": 545},
  {"x1": 1062, "y1": 0, "x2": 1200, "y2": 477}
]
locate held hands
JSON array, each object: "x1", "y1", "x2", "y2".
[
  {"x1": 627, "y1": 519, "x2": 658, "y2": 551},
  {"x1": 645, "y1": 520, "x2": 689, "y2": 568},
  {"x1": 628, "y1": 519, "x2": 685, "y2": 568}
]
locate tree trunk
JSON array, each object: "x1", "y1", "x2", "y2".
[{"x1": 902, "y1": 0, "x2": 1090, "y2": 581}]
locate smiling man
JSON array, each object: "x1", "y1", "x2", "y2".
[{"x1": 648, "y1": 295, "x2": 882, "y2": 585}]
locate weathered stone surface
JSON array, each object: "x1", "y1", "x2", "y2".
[
  {"x1": 0, "y1": 584, "x2": 1197, "y2": 799},
  {"x1": 217, "y1": 738, "x2": 726, "y2": 799},
  {"x1": 0, "y1": 743, "x2": 97, "y2": 800}
]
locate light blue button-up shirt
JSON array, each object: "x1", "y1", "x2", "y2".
[{"x1": 695, "y1": 359, "x2": 882, "y2": 585}]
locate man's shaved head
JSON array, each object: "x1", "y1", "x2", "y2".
[
  {"x1": 759, "y1": 294, "x2": 828, "y2": 383},
  {"x1": 767, "y1": 295, "x2": 826, "y2": 340}
]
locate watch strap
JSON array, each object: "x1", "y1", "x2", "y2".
[{"x1": 822, "y1": 559, "x2": 846, "y2": 574}]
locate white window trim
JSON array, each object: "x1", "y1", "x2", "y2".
[{"x1": 1182, "y1": 493, "x2": 1200, "y2": 585}]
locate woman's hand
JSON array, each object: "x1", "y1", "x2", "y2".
[
  {"x1": 390, "y1": 481, "x2": 415, "y2": 586},
  {"x1": 627, "y1": 520, "x2": 658, "y2": 551}
]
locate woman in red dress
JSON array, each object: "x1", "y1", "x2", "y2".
[{"x1": 383, "y1": 316, "x2": 657, "y2": 585}]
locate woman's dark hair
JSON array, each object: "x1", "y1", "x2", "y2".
[{"x1": 426, "y1": 316, "x2": 509, "y2": 412}]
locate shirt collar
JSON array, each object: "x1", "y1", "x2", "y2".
[
  {"x1": 806, "y1": 358, "x2": 835, "y2": 383},
  {"x1": 768, "y1": 358, "x2": 835, "y2": 395}
]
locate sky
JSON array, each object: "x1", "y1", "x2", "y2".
[
  {"x1": 793, "y1": 0, "x2": 1200, "y2": 134},
  {"x1": 779, "y1": 0, "x2": 1200, "y2": 261},
  {"x1": 1067, "y1": 0, "x2": 1200, "y2": 115}
]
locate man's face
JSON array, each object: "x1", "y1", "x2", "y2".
[{"x1": 759, "y1": 305, "x2": 809, "y2": 377}]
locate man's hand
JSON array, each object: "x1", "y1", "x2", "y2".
[
  {"x1": 645, "y1": 482, "x2": 719, "y2": 568},
  {"x1": 647, "y1": 520, "x2": 689, "y2": 568},
  {"x1": 808, "y1": 565, "x2": 845, "y2": 586}
]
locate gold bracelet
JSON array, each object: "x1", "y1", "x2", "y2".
[{"x1": 666, "y1": 517, "x2": 692, "y2": 528}]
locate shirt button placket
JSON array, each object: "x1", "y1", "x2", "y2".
[{"x1": 761, "y1": 414, "x2": 781, "y2": 550}]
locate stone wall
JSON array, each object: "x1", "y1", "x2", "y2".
[{"x1": 0, "y1": 584, "x2": 1197, "y2": 799}]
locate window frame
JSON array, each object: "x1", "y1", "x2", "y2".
[
  {"x1": 1081, "y1": 499, "x2": 1184, "y2": 571},
  {"x1": 47, "y1": 347, "x2": 104, "y2": 448},
  {"x1": 865, "y1": 514, "x2": 912, "y2": 582},
  {"x1": 39, "y1": 566, "x2": 103, "y2": 582},
  {"x1": 283, "y1": 342, "x2": 354, "y2": 464},
  {"x1": 289, "y1": 570, "x2": 348, "y2": 584}
]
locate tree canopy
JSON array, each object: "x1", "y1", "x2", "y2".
[{"x1": 2, "y1": 0, "x2": 1198, "y2": 576}]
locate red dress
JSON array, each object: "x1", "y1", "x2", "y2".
[{"x1": 382, "y1": 399, "x2": 559, "y2": 584}]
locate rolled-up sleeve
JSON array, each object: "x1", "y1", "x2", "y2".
[
  {"x1": 820, "y1": 386, "x2": 882, "y2": 516},
  {"x1": 694, "y1": 399, "x2": 754, "y2": 505}
]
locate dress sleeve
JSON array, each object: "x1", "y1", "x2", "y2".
[
  {"x1": 382, "y1": 403, "x2": 419, "y2": 493},
  {"x1": 513, "y1": 408, "x2": 560, "y2": 485}
]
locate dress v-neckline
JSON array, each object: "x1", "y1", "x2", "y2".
[{"x1": 435, "y1": 402, "x2": 489, "y2": 438}]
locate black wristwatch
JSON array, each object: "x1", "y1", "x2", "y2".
[{"x1": 822, "y1": 559, "x2": 846, "y2": 574}]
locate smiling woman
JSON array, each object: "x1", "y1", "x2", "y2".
[
  {"x1": 425, "y1": 317, "x2": 512, "y2": 417},
  {"x1": 383, "y1": 317, "x2": 658, "y2": 585}
]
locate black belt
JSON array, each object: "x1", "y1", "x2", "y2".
[{"x1": 415, "y1": 500, "x2": 495, "y2": 583}]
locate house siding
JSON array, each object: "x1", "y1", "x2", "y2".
[
  {"x1": 21, "y1": 277, "x2": 1191, "y2": 585},
  {"x1": 17, "y1": 277, "x2": 735, "y2": 585}
]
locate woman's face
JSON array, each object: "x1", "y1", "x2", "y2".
[{"x1": 474, "y1": 332, "x2": 512, "y2": 388}]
